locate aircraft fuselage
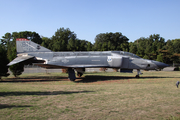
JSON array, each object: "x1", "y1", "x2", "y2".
[{"x1": 8, "y1": 38, "x2": 169, "y2": 81}]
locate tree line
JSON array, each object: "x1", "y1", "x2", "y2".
[{"x1": 0, "y1": 27, "x2": 180, "y2": 78}]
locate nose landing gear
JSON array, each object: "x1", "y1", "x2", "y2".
[{"x1": 136, "y1": 69, "x2": 143, "y2": 78}]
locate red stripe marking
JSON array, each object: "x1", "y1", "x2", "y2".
[{"x1": 16, "y1": 38, "x2": 30, "y2": 41}]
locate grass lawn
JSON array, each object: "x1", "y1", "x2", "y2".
[{"x1": 0, "y1": 71, "x2": 180, "y2": 120}]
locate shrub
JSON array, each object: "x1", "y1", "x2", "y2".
[{"x1": 174, "y1": 67, "x2": 180, "y2": 71}]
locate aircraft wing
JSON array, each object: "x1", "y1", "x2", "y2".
[
  {"x1": 67, "y1": 65, "x2": 108, "y2": 68},
  {"x1": 7, "y1": 55, "x2": 34, "y2": 66},
  {"x1": 35, "y1": 63, "x2": 108, "y2": 69}
]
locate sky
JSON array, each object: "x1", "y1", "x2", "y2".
[{"x1": 0, "y1": 0, "x2": 180, "y2": 43}]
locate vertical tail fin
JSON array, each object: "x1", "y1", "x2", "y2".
[{"x1": 16, "y1": 38, "x2": 51, "y2": 53}]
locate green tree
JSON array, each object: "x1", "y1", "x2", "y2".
[
  {"x1": 150, "y1": 34, "x2": 165, "y2": 54},
  {"x1": 87, "y1": 42, "x2": 92, "y2": 51},
  {"x1": 51, "y1": 28, "x2": 76, "y2": 51},
  {"x1": 143, "y1": 55, "x2": 149, "y2": 59},
  {"x1": 16, "y1": 31, "x2": 42, "y2": 44},
  {"x1": 7, "y1": 42, "x2": 24, "y2": 77},
  {"x1": 156, "y1": 54, "x2": 164, "y2": 62},
  {"x1": 135, "y1": 37, "x2": 146, "y2": 58},
  {"x1": 129, "y1": 42, "x2": 137, "y2": 54},
  {"x1": 67, "y1": 38, "x2": 76, "y2": 51},
  {"x1": 79, "y1": 40, "x2": 89, "y2": 51},
  {"x1": 67, "y1": 39, "x2": 91, "y2": 51},
  {"x1": 1, "y1": 31, "x2": 42, "y2": 77},
  {"x1": 41, "y1": 37, "x2": 53, "y2": 49},
  {"x1": 1, "y1": 32, "x2": 12, "y2": 47},
  {"x1": 165, "y1": 40, "x2": 174, "y2": 54},
  {"x1": 94, "y1": 32, "x2": 129, "y2": 51},
  {"x1": 0, "y1": 44, "x2": 9, "y2": 79},
  {"x1": 172, "y1": 39, "x2": 180, "y2": 53},
  {"x1": 102, "y1": 42, "x2": 108, "y2": 51},
  {"x1": 134, "y1": 34, "x2": 165, "y2": 60},
  {"x1": 159, "y1": 40, "x2": 174, "y2": 64}
]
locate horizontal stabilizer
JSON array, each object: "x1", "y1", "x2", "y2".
[
  {"x1": 7, "y1": 55, "x2": 34, "y2": 66},
  {"x1": 120, "y1": 69, "x2": 133, "y2": 73}
]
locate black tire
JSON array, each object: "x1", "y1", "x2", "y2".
[
  {"x1": 70, "y1": 79, "x2": 75, "y2": 81},
  {"x1": 135, "y1": 75, "x2": 139, "y2": 78},
  {"x1": 77, "y1": 72, "x2": 83, "y2": 77}
]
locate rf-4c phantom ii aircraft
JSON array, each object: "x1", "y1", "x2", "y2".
[{"x1": 8, "y1": 38, "x2": 169, "y2": 81}]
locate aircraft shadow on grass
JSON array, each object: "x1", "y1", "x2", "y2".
[
  {"x1": 0, "y1": 90, "x2": 94, "y2": 96},
  {"x1": 0, "y1": 75, "x2": 178, "y2": 83},
  {"x1": 75, "y1": 75, "x2": 178, "y2": 83},
  {"x1": 0, "y1": 104, "x2": 32, "y2": 109},
  {"x1": 0, "y1": 76, "x2": 68, "y2": 82}
]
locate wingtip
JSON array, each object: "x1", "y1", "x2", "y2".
[{"x1": 7, "y1": 62, "x2": 14, "y2": 66}]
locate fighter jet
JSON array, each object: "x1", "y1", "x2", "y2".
[{"x1": 8, "y1": 38, "x2": 169, "y2": 81}]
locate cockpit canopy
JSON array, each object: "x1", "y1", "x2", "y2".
[{"x1": 112, "y1": 51, "x2": 140, "y2": 58}]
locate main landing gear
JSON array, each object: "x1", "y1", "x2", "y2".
[
  {"x1": 76, "y1": 68, "x2": 85, "y2": 78},
  {"x1": 68, "y1": 68, "x2": 85, "y2": 81},
  {"x1": 68, "y1": 68, "x2": 76, "y2": 81},
  {"x1": 136, "y1": 69, "x2": 143, "y2": 78},
  {"x1": 77, "y1": 72, "x2": 83, "y2": 77}
]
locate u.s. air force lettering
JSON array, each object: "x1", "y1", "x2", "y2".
[
  {"x1": 62, "y1": 59, "x2": 69, "y2": 63},
  {"x1": 21, "y1": 41, "x2": 34, "y2": 51}
]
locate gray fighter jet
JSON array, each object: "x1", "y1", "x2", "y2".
[{"x1": 8, "y1": 38, "x2": 169, "y2": 81}]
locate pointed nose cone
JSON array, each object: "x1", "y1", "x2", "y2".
[{"x1": 152, "y1": 61, "x2": 169, "y2": 69}]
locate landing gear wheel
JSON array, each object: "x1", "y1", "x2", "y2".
[
  {"x1": 68, "y1": 68, "x2": 76, "y2": 81},
  {"x1": 77, "y1": 72, "x2": 83, "y2": 77},
  {"x1": 70, "y1": 79, "x2": 75, "y2": 81},
  {"x1": 136, "y1": 69, "x2": 142, "y2": 78},
  {"x1": 135, "y1": 75, "x2": 140, "y2": 78}
]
